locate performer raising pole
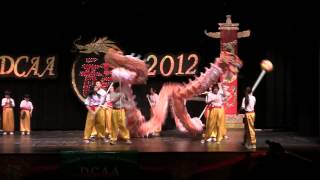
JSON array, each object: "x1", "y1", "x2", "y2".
[
  {"x1": 201, "y1": 84, "x2": 227, "y2": 144},
  {"x1": 241, "y1": 59, "x2": 273, "y2": 149}
]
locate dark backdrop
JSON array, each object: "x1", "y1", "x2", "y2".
[{"x1": 0, "y1": 1, "x2": 319, "y2": 136}]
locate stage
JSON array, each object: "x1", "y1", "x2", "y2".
[{"x1": 0, "y1": 129, "x2": 318, "y2": 179}]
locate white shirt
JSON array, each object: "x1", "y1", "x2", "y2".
[
  {"x1": 207, "y1": 92, "x2": 224, "y2": 107},
  {"x1": 20, "y1": 100, "x2": 33, "y2": 110},
  {"x1": 1, "y1": 98, "x2": 15, "y2": 107},
  {"x1": 241, "y1": 94, "x2": 256, "y2": 112},
  {"x1": 104, "y1": 93, "x2": 113, "y2": 107},
  {"x1": 85, "y1": 94, "x2": 102, "y2": 106},
  {"x1": 97, "y1": 88, "x2": 107, "y2": 104}
]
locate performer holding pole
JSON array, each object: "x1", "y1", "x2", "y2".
[
  {"x1": 109, "y1": 82, "x2": 132, "y2": 145},
  {"x1": 201, "y1": 84, "x2": 227, "y2": 144},
  {"x1": 201, "y1": 87, "x2": 216, "y2": 142},
  {"x1": 240, "y1": 59, "x2": 273, "y2": 149},
  {"x1": 102, "y1": 84, "x2": 114, "y2": 138},
  {"x1": 241, "y1": 87, "x2": 256, "y2": 149},
  {"x1": 83, "y1": 86, "x2": 108, "y2": 144},
  {"x1": 2, "y1": 90, "x2": 15, "y2": 135},
  {"x1": 20, "y1": 94, "x2": 33, "y2": 135},
  {"x1": 90, "y1": 80, "x2": 107, "y2": 139}
]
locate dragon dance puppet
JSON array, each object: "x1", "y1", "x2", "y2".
[{"x1": 74, "y1": 37, "x2": 242, "y2": 137}]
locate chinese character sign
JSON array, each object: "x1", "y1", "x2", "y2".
[{"x1": 72, "y1": 54, "x2": 112, "y2": 102}]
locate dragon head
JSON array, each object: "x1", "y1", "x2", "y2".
[
  {"x1": 74, "y1": 37, "x2": 148, "y2": 84},
  {"x1": 73, "y1": 37, "x2": 121, "y2": 55},
  {"x1": 215, "y1": 51, "x2": 243, "y2": 80}
]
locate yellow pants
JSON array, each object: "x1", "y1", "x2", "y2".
[
  {"x1": 110, "y1": 109, "x2": 130, "y2": 142},
  {"x1": 83, "y1": 109, "x2": 106, "y2": 140},
  {"x1": 20, "y1": 110, "x2": 31, "y2": 132},
  {"x1": 90, "y1": 107, "x2": 112, "y2": 137},
  {"x1": 105, "y1": 107, "x2": 112, "y2": 135},
  {"x1": 244, "y1": 112, "x2": 256, "y2": 145},
  {"x1": 204, "y1": 108, "x2": 225, "y2": 142},
  {"x1": 91, "y1": 127, "x2": 97, "y2": 137},
  {"x1": 204, "y1": 109, "x2": 217, "y2": 138},
  {"x1": 206, "y1": 109, "x2": 217, "y2": 138},
  {"x1": 2, "y1": 107, "x2": 14, "y2": 132}
]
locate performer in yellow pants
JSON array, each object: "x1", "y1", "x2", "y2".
[
  {"x1": 2, "y1": 90, "x2": 15, "y2": 135},
  {"x1": 90, "y1": 106, "x2": 112, "y2": 138},
  {"x1": 244, "y1": 112, "x2": 256, "y2": 146},
  {"x1": 104, "y1": 107, "x2": 112, "y2": 136},
  {"x1": 109, "y1": 82, "x2": 131, "y2": 145},
  {"x1": 91, "y1": 106, "x2": 112, "y2": 138},
  {"x1": 110, "y1": 108, "x2": 130, "y2": 143},
  {"x1": 83, "y1": 108, "x2": 106, "y2": 141},
  {"x1": 83, "y1": 86, "x2": 108, "y2": 143},
  {"x1": 103, "y1": 85, "x2": 114, "y2": 138},
  {"x1": 203, "y1": 106, "x2": 218, "y2": 141},
  {"x1": 90, "y1": 80, "x2": 108, "y2": 138},
  {"x1": 241, "y1": 87, "x2": 256, "y2": 149},
  {"x1": 19, "y1": 94, "x2": 34, "y2": 135},
  {"x1": 201, "y1": 84, "x2": 227, "y2": 144},
  {"x1": 203, "y1": 106, "x2": 225, "y2": 143}
]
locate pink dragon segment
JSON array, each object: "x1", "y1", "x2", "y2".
[{"x1": 74, "y1": 37, "x2": 242, "y2": 137}]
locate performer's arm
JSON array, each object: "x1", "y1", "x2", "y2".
[
  {"x1": 85, "y1": 98, "x2": 95, "y2": 114},
  {"x1": 100, "y1": 96, "x2": 106, "y2": 106},
  {"x1": 240, "y1": 98, "x2": 245, "y2": 110},
  {"x1": 206, "y1": 95, "x2": 214, "y2": 104},
  {"x1": 1, "y1": 99, "x2": 5, "y2": 107},
  {"x1": 30, "y1": 102, "x2": 34, "y2": 116},
  {"x1": 20, "y1": 101, "x2": 23, "y2": 109},
  {"x1": 11, "y1": 99, "x2": 15, "y2": 107}
]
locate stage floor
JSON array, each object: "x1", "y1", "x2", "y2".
[
  {"x1": 0, "y1": 129, "x2": 319, "y2": 179},
  {"x1": 0, "y1": 129, "x2": 319, "y2": 154}
]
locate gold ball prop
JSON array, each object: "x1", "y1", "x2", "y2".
[{"x1": 260, "y1": 59, "x2": 273, "y2": 72}]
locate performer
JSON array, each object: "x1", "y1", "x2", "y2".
[
  {"x1": 1, "y1": 90, "x2": 15, "y2": 135},
  {"x1": 83, "y1": 86, "x2": 108, "y2": 143},
  {"x1": 202, "y1": 87, "x2": 217, "y2": 142},
  {"x1": 102, "y1": 85, "x2": 114, "y2": 138},
  {"x1": 240, "y1": 87, "x2": 256, "y2": 149},
  {"x1": 90, "y1": 80, "x2": 107, "y2": 139},
  {"x1": 201, "y1": 84, "x2": 226, "y2": 144},
  {"x1": 146, "y1": 88, "x2": 161, "y2": 136},
  {"x1": 218, "y1": 83, "x2": 229, "y2": 140},
  {"x1": 109, "y1": 82, "x2": 132, "y2": 145},
  {"x1": 19, "y1": 94, "x2": 33, "y2": 135}
]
